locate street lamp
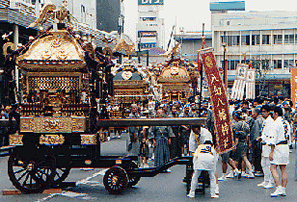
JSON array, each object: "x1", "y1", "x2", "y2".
[{"x1": 222, "y1": 42, "x2": 227, "y2": 88}]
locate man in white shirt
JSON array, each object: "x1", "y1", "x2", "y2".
[
  {"x1": 268, "y1": 107, "x2": 290, "y2": 197},
  {"x1": 189, "y1": 124, "x2": 212, "y2": 153},
  {"x1": 256, "y1": 105, "x2": 274, "y2": 189}
]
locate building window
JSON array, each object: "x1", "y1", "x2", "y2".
[
  {"x1": 273, "y1": 60, "x2": 282, "y2": 69},
  {"x1": 241, "y1": 35, "x2": 250, "y2": 46},
  {"x1": 252, "y1": 35, "x2": 260, "y2": 45},
  {"x1": 262, "y1": 35, "x2": 270, "y2": 45},
  {"x1": 284, "y1": 35, "x2": 294, "y2": 44},
  {"x1": 273, "y1": 35, "x2": 282, "y2": 44},
  {"x1": 284, "y1": 59, "x2": 294, "y2": 68},
  {"x1": 221, "y1": 36, "x2": 239, "y2": 46},
  {"x1": 227, "y1": 60, "x2": 239, "y2": 70},
  {"x1": 141, "y1": 17, "x2": 156, "y2": 21}
]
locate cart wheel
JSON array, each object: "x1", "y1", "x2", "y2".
[
  {"x1": 8, "y1": 147, "x2": 56, "y2": 194},
  {"x1": 52, "y1": 166, "x2": 71, "y2": 186},
  {"x1": 52, "y1": 150, "x2": 71, "y2": 186},
  {"x1": 103, "y1": 166, "x2": 128, "y2": 194},
  {"x1": 127, "y1": 161, "x2": 141, "y2": 187}
]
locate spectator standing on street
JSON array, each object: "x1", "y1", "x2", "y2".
[
  {"x1": 179, "y1": 104, "x2": 192, "y2": 156},
  {"x1": 149, "y1": 109, "x2": 174, "y2": 171},
  {"x1": 250, "y1": 108, "x2": 264, "y2": 177},
  {"x1": 127, "y1": 104, "x2": 141, "y2": 157}
]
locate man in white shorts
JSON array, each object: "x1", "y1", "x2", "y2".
[{"x1": 268, "y1": 107, "x2": 290, "y2": 197}]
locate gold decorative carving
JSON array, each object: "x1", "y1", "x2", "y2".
[
  {"x1": 20, "y1": 117, "x2": 86, "y2": 133},
  {"x1": 81, "y1": 134, "x2": 97, "y2": 145},
  {"x1": 51, "y1": 39, "x2": 62, "y2": 48},
  {"x1": 72, "y1": 117, "x2": 86, "y2": 132},
  {"x1": 41, "y1": 49, "x2": 52, "y2": 60},
  {"x1": 121, "y1": 71, "x2": 132, "y2": 80},
  {"x1": 39, "y1": 134, "x2": 65, "y2": 145},
  {"x1": 57, "y1": 49, "x2": 68, "y2": 60},
  {"x1": 9, "y1": 134, "x2": 23, "y2": 146}
]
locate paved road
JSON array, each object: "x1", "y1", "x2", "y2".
[{"x1": 1, "y1": 133, "x2": 297, "y2": 202}]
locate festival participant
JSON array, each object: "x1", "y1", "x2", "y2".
[
  {"x1": 232, "y1": 110, "x2": 255, "y2": 179},
  {"x1": 268, "y1": 107, "x2": 290, "y2": 197},
  {"x1": 256, "y1": 105, "x2": 274, "y2": 188},
  {"x1": 189, "y1": 124, "x2": 219, "y2": 195},
  {"x1": 189, "y1": 124, "x2": 212, "y2": 153},
  {"x1": 250, "y1": 108, "x2": 264, "y2": 177},
  {"x1": 149, "y1": 109, "x2": 174, "y2": 171},
  {"x1": 179, "y1": 104, "x2": 192, "y2": 156},
  {"x1": 127, "y1": 104, "x2": 141, "y2": 157},
  {"x1": 187, "y1": 140, "x2": 219, "y2": 198}
]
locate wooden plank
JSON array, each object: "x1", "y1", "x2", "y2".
[
  {"x1": 2, "y1": 188, "x2": 62, "y2": 195},
  {"x1": 97, "y1": 117, "x2": 207, "y2": 127},
  {"x1": 2, "y1": 189, "x2": 21, "y2": 195}
]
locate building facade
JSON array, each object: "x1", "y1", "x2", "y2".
[
  {"x1": 210, "y1": 1, "x2": 295, "y2": 97},
  {"x1": 96, "y1": 0, "x2": 120, "y2": 33},
  {"x1": 136, "y1": 0, "x2": 165, "y2": 50},
  {"x1": 174, "y1": 31, "x2": 212, "y2": 61}
]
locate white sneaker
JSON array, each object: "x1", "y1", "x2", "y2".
[
  {"x1": 271, "y1": 186, "x2": 283, "y2": 197},
  {"x1": 187, "y1": 191, "x2": 195, "y2": 198},
  {"x1": 281, "y1": 187, "x2": 286, "y2": 196},
  {"x1": 257, "y1": 181, "x2": 266, "y2": 187},
  {"x1": 234, "y1": 169, "x2": 240, "y2": 177},
  {"x1": 241, "y1": 171, "x2": 247, "y2": 178},
  {"x1": 247, "y1": 172, "x2": 254, "y2": 179},
  {"x1": 263, "y1": 183, "x2": 274, "y2": 189},
  {"x1": 166, "y1": 169, "x2": 171, "y2": 173},
  {"x1": 211, "y1": 194, "x2": 219, "y2": 198},
  {"x1": 215, "y1": 184, "x2": 219, "y2": 195},
  {"x1": 218, "y1": 176, "x2": 227, "y2": 181},
  {"x1": 226, "y1": 172, "x2": 234, "y2": 178}
]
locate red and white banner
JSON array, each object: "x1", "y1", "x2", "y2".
[
  {"x1": 230, "y1": 64, "x2": 248, "y2": 100},
  {"x1": 200, "y1": 48, "x2": 233, "y2": 153},
  {"x1": 246, "y1": 69, "x2": 255, "y2": 99}
]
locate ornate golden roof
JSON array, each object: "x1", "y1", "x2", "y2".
[
  {"x1": 158, "y1": 61, "x2": 190, "y2": 83},
  {"x1": 16, "y1": 30, "x2": 86, "y2": 71}
]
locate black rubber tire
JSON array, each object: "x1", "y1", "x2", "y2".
[
  {"x1": 127, "y1": 161, "x2": 141, "y2": 187},
  {"x1": 103, "y1": 166, "x2": 128, "y2": 194},
  {"x1": 8, "y1": 147, "x2": 56, "y2": 194}
]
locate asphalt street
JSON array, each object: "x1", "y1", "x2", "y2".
[{"x1": 0, "y1": 132, "x2": 297, "y2": 202}]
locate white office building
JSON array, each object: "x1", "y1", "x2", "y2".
[
  {"x1": 136, "y1": 0, "x2": 165, "y2": 50},
  {"x1": 210, "y1": 1, "x2": 294, "y2": 97}
]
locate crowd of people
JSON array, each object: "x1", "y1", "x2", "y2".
[{"x1": 124, "y1": 95, "x2": 295, "y2": 198}]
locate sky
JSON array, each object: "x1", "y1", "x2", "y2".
[{"x1": 123, "y1": 0, "x2": 297, "y2": 46}]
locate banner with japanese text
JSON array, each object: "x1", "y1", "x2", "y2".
[
  {"x1": 230, "y1": 64, "x2": 248, "y2": 100},
  {"x1": 246, "y1": 69, "x2": 255, "y2": 99},
  {"x1": 200, "y1": 48, "x2": 234, "y2": 153},
  {"x1": 291, "y1": 68, "x2": 297, "y2": 108}
]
